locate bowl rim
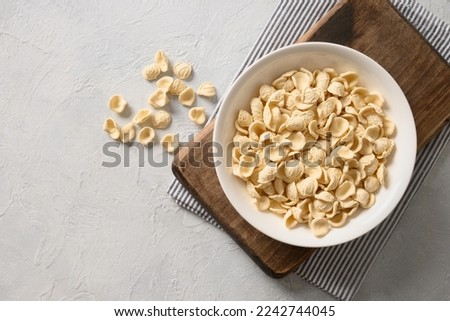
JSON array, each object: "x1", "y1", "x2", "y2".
[{"x1": 213, "y1": 42, "x2": 416, "y2": 247}]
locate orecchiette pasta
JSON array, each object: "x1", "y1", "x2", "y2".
[
  {"x1": 154, "y1": 50, "x2": 169, "y2": 72},
  {"x1": 138, "y1": 126, "x2": 155, "y2": 145},
  {"x1": 231, "y1": 67, "x2": 396, "y2": 237},
  {"x1": 148, "y1": 89, "x2": 169, "y2": 108},
  {"x1": 179, "y1": 87, "x2": 195, "y2": 107},
  {"x1": 132, "y1": 109, "x2": 152, "y2": 126},
  {"x1": 169, "y1": 79, "x2": 186, "y2": 95},
  {"x1": 173, "y1": 62, "x2": 192, "y2": 80},
  {"x1": 160, "y1": 133, "x2": 179, "y2": 153},
  {"x1": 103, "y1": 118, "x2": 117, "y2": 132},
  {"x1": 151, "y1": 110, "x2": 172, "y2": 129},
  {"x1": 197, "y1": 82, "x2": 217, "y2": 97},
  {"x1": 104, "y1": 49, "x2": 220, "y2": 151},
  {"x1": 156, "y1": 76, "x2": 174, "y2": 93},
  {"x1": 120, "y1": 122, "x2": 136, "y2": 143},
  {"x1": 142, "y1": 64, "x2": 160, "y2": 81},
  {"x1": 109, "y1": 95, "x2": 128, "y2": 113},
  {"x1": 188, "y1": 107, "x2": 206, "y2": 125},
  {"x1": 103, "y1": 118, "x2": 121, "y2": 140}
]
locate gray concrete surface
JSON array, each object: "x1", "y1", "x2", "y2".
[{"x1": 0, "y1": 0, "x2": 448, "y2": 300}]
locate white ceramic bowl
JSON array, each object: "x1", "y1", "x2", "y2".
[{"x1": 214, "y1": 42, "x2": 416, "y2": 247}]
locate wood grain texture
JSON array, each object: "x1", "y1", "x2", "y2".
[{"x1": 173, "y1": 0, "x2": 450, "y2": 278}]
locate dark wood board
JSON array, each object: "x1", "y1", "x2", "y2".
[{"x1": 172, "y1": 0, "x2": 450, "y2": 278}]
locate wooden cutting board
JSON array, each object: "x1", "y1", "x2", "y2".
[{"x1": 172, "y1": 0, "x2": 450, "y2": 278}]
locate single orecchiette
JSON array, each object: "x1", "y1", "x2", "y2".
[
  {"x1": 103, "y1": 118, "x2": 121, "y2": 140},
  {"x1": 160, "y1": 133, "x2": 178, "y2": 153},
  {"x1": 148, "y1": 89, "x2": 169, "y2": 108},
  {"x1": 132, "y1": 109, "x2": 152, "y2": 126},
  {"x1": 151, "y1": 110, "x2": 171, "y2": 129},
  {"x1": 197, "y1": 82, "x2": 217, "y2": 97},
  {"x1": 138, "y1": 126, "x2": 155, "y2": 146},
  {"x1": 120, "y1": 122, "x2": 136, "y2": 143},
  {"x1": 154, "y1": 50, "x2": 169, "y2": 72},
  {"x1": 169, "y1": 79, "x2": 187, "y2": 95},
  {"x1": 173, "y1": 62, "x2": 192, "y2": 80},
  {"x1": 178, "y1": 87, "x2": 196, "y2": 107},
  {"x1": 188, "y1": 107, "x2": 206, "y2": 125},
  {"x1": 142, "y1": 64, "x2": 160, "y2": 81}
]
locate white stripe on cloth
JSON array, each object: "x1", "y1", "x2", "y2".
[{"x1": 167, "y1": 0, "x2": 450, "y2": 300}]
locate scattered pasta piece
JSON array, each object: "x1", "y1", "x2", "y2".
[
  {"x1": 173, "y1": 62, "x2": 192, "y2": 80},
  {"x1": 148, "y1": 89, "x2": 169, "y2": 108},
  {"x1": 108, "y1": 128, "x2": 120, "y2": 140},
  {"x1": 103, "y1": 118, "x2": 121, "y2": 140},
  {"x1": 231, "y1": 67, "x2": 396, "y2": 237},
  {"x1": 142, "y1": 64, "x2": 160, "y2": 81},
  {"x1": 188, "y1": 107, "x2": 206, "y2": 125},
  {"x1": 120, "y1": 122, "x2": 136, "y2": 143},
  {"x1": 160, "y1": 133, "x2": 179, "y2": 153},
  {"x1": 132, "y1": 109, "x2": 152, "y2": 125},
  {"x1": 156, "y1": 76, "x2": 174, "y2": 93},
  {"x1": 152, "y1": 110, "x2": 172, "y2": 129},
  {"x1": 154, "y1": 50, "x2": 169, "y2": 72},
  {"x1": 178, "y1": 87, "x2": 195, "y2": 107},
  {"x1": 138, "y1": 126, "x2": 155, "y2": 145},
  {"x1": 310, "y1": 218, "x2": 331, "y2": 237},
  {"x1": 109, "y1": 95, "x2": 127, "y2": 113},
  {"x1": 169, "y1": 79, "x2": 186, "y2": 95},
  {"x1": 197, "y1": 82, "x2": 216, "y2": 97}
]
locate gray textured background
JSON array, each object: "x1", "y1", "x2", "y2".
[{"x1": 0, "y1": 0, "x2": 448, "y2": 300}]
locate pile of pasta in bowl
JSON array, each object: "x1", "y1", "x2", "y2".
[{"x1": 231, "y1": 67, "x2": 395, "y2": 237}]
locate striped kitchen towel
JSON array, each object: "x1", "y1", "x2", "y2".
[{"x1": 168, "y1": 0, "x2": 450, "y2": 300}]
